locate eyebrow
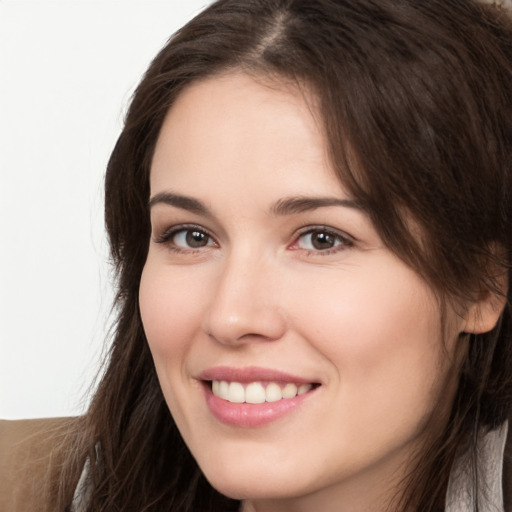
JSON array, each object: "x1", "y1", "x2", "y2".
[
  {"x1": 271, "y1": 196, "x2": 364, "y2": 216},
  {"x1": 149, "y1": 192, "x2": 213, "y2": 217},
  {"x1": 148, "y1": 191, "x2": 364, "y2": 217}
]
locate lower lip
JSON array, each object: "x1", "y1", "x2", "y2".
[{"x1": 203, "y1": 383, "x2": 317, "y2": 428}]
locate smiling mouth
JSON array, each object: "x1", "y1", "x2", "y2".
[{"x1": 208, "y1": 380, "x2": 320, "y2": 404}]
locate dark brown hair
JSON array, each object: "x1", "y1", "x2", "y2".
[{"x1": 49, "y1": 1, "x2": 512, "y2": 510}]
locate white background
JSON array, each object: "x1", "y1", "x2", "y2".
[{"x1": 0, "y1": 0, "x2": 211, "y2": 419}]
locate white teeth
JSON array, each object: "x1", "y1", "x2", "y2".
[
  {"x1": 228, "y1": 382, "x2": 245, "y2": 403},
  {"x1": 245, "y1": 382, "x2": 266, "y2": 404},
  {"x1": 211, "y1": 380, "x2": 314, "y2": 403},
  {"x1": 282, "y1": 383, "x2": 298, "y2": 399},
  {"x1": 298, "y1": 384, "x2": 313, "y2": 395},
  {"x1": 265, "y1": 382, "x2": 282, "y2": 402},
  {"x1": 218, "y1": 380, "x2": 229, "y2": 400}
]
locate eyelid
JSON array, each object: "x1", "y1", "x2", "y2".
[
  {"x1": 289, "y1": 225, "x2": 355, "y2": 252},
  {"x1": 154, "y1": 223, "x2": 218, "y2": 247},
  {"x1": 293, "y1": 224, "x2": 354, "y2": 239}
]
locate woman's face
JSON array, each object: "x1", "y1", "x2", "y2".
[{"x1": 139, "y1": 72, "x2": 466, "y2": 511}]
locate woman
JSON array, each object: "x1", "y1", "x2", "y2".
[{"x1": 2, "y1": 0, "x2": 511, "y2": 510}]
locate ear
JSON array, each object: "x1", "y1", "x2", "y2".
[{"x1": 463, "y1": 274, "x2": 508, "y2": 335}]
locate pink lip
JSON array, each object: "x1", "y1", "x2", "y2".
[
  {"x1": 199, "y1": 366, "x2": 316, "y2": 384},
  {"x1": 198, "y1": 366, "x2": 320, "y2": 428}
]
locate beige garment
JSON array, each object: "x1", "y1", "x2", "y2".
[{"x1": 0, "y1": 417, "x2": 75, "y2": 512}]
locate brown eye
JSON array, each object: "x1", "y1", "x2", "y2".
[
  {"x1": 295, "y1": 228, "x2": 351, "y2": 253},
  {"x1": 171, "y1": 228, "x2": 214, "y2": 249},
  {"x1": 310, "y1": 232, "x2": 337, "y2": 250},
  {"x1": 185, "y1": 230, "x2": 209, "y2": 247}
]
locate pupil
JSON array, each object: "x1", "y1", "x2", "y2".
[
  {"x1": 186, "y1": 230, "x2": 207, "y2": 247},
  {"x1": 312, "y1": 232, "x2": 334, "y2": 250}
]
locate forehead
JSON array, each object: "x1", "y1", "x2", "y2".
[{"x1": 149, "y1": 71, "x2": 346, "y2": 199}]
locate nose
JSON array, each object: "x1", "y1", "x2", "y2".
[{"x1": 202, "y1": 252, "x2": 287, "y2": 346}]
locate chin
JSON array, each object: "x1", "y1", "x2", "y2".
[
  {"x1": 198, "y1": 460, "x2": 290, "y2": 499},
  {"x1": 209, "y1": 479, "x2": 299, "y2": 503},
  {"x1": 200, "y1": 457, "x2": 324, "y2": 503}
]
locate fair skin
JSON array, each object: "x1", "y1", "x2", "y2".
[{"x1": 139, "y1": 72, "x2": 486, "y2": 512}]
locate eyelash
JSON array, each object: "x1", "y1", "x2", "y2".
[
  {"x1": 289, "y1": 226, "x2": 354, "y2": 256},
  {"x1": 154, "y1": 224, "x2": 354, "y2": 256},
  {"x1": 155, "y1": 224, "x2": 217, "y2": 253}
]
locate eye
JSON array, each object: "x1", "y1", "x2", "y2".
[
  {"x1": 155, "y1": 225, "x2": 216, "y2": 251},
  {"x1": 173, "y1": 229, "x2": 212, "y2": 248},
  {"x1": 291, "y1": 227, "x2": 353, "y2": 254}
]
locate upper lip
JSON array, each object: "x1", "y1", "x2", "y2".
[{"x1": 198, "y1": 366, "x2": 319, "y2": 384}]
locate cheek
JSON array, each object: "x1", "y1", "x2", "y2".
[
  {"x1": 288, "y1": 261, "x2": 453, "y2": 435},
  {"x1": 139, "y1": 261, "x2": 205, "y2": 367},
  {"x1": 139, "y1": 260, "x2": 212, "y2": 432},
  {"x1": 290, "y1": 262, "x2": 440, "y2": 360}
]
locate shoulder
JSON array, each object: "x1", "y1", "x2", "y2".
[{"x1": 0, "y1": 417, "x2": 78, "y2": 512}]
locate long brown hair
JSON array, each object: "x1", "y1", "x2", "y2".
[{"x1": 49, "y1": 1, "x2": 512, "y2": 510}]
